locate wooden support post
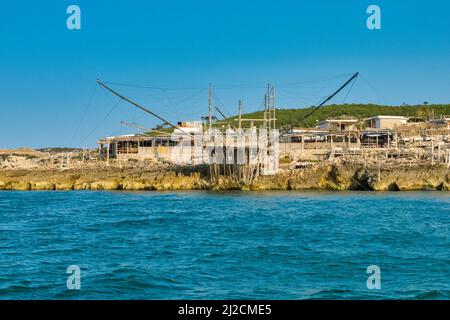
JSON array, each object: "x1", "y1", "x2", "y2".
[
  {"x1": 292, "y1": 136, "x2": 297, "y2": 162},
  {"x1": 431, "y1": 140, "x2": 434, "y2": 165},
  {"x1": 106, "y1": 143, "x2": 110, "y2": 166},
  {"x1": 208, "y1": 83, "x2": 212, "y2": 131},
  {"x1": 438, "y1": 143, "x2": 441, "y2": 162},
  {"x1": 395, "y1": 132, "x2": 398, "y2": 149},
  {"x1": 378, "y1": 161, "x2": 381, "y2": 182},
  {"x1": 356, "y1": 132, "x2": 359, "y2": 149},
  {"x1": 448, "y1": 151, "x2": 450, "y2": 168},
  {"x1": 66, "y1": 152, "x2": 70, "y2": 169},
  {"x1": 238, "y1": 100, "x2": 242, "y2": 130}
]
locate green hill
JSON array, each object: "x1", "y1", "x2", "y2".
[{"x1": 220, "y1": 104, "x2": 450, "y2": 129}]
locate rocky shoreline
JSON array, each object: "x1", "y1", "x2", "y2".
[{"x1": 1, "y1": 163, "x2": 449, "y2": 191}]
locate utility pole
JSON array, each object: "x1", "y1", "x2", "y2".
[
  {"x1": 271, "y1": 85, "x2": 276, "y2": 130},
  {"x1": 208, "y1": 83, "x2": 212, "y2": 131},
  {"x1": 238, "y1": 100, "x2": 242, "y2": 130},
  {"x1": 266, "y1": 83, "x2": 270, "y2": 129},
  {"x1": 106, "y1": 143, "x2": 110, "y2": 166},
  {"x1": 263, "y1": 93, "x2": 267, "y2": 129}
]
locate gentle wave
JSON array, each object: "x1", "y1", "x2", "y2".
[{"x1": 0, "y1": 190, "x2": 449, "y2": 299}]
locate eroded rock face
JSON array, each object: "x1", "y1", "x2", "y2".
[
  {"x1": 30, "y1": 181, "x2": 55, "y2": 190},
  {"x1": 10, "y1": 181, "x2": 31, "y2": 190},
  {"x1": 366, "y1": 166, "x2": 450, "y2": 191},
  {"x1": 89, "y1": 180, "x2": 121, "y2": 190},
  {"x1": 0, "y1": 164, "x2": 449, "y2": 191}
]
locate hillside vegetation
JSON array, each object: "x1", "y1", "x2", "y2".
[{"x1": 222, "y1": 104, "x2": 450, "y2": 129}]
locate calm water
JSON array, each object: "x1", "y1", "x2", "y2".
[{"x1": 0, "y1": 190, "x2": 448, "y2": 300}]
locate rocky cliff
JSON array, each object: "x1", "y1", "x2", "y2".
[{"x1": 1, "y1": 163, "x2": 449, "y2": 191}]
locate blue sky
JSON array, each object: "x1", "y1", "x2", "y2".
[{"x1": 0, "y1": 0, "x2": 449, "y2": 148}]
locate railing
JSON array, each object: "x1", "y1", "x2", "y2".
[{"x1": 117, "y1": 147, "x2": 138, "y2": 154}]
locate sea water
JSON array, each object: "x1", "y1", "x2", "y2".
[{"x1": 0, "y1": 191, "x2": 448, "y2": 299}]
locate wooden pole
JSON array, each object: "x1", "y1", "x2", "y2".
[
  {"x1": 395, "y1": 132, "x2": 398, "y2": 149},
  {"x1": 378, "y1": 161, "x2": 381, "y2": 182},
  {"x1": 447, "y1": 151, "x2": 450, "y2": 168},
  {"x1": 238, "y1": 100, "x2": 242, "y2": 130},
  {"x1": 438, "y1": 143, "x2": 441, "y2": 162},
  {"x1": 97, "y1": 80, "x2": 187, "y2": 134},
  {"x1": 106, "y1": 142, "x2": 110, "y2": 166},
  {"x1": 431, "y1": 140, "x2": 434, "y2": 165},
  {"x1": 208, "y1": 83, "x2": 212, "y2": 131},
  {"x1": 272, "y1": 86, "x2": 276, "y2": 129}
]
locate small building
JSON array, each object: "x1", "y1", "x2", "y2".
[
  {"x1": 97, "y1": 134, "x2": 175, "y2": 161},
  {"x1": 281, "y1": 128, "x2": 330, "y2": 142},
  {"x1": 360, "y1": 129, "x2": 393, "y2": 148},
  {"x1": 366, "y1": 116, "x2": 408, "y2": 129},
  {"x1": 316, "y1": 118, "x2": 359, "y2": 132},
  {"x1": 175, "y1": 121, "x2": 203, "y2": 134},
  {"x1": 429, "y1": 117, "x2": 450, "y2": 128},
  {"x1": 97, "y1": 120, "x2": 203, "y2": 162}
]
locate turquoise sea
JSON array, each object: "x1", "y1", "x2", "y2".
[{"x1": 0, "y1": 191, "x2": 449, "y2": 299}]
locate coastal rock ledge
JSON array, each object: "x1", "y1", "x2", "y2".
[{"x1": 1, "y1": 163, "x2": 449, "y2": 191}]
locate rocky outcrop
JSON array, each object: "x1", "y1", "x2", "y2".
[{"x1": 0, "y1": 164, "x2": 449, "y2": 191}]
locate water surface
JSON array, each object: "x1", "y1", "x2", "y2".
[{"x1": 0, "y1": 191, "x2": 449, "y2": 299}]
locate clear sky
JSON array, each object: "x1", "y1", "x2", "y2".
[{"x1": 1, "y1": 0, "x2": 449, "y2": 148}]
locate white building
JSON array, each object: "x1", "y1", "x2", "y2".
[
  {"x1": 174, "y1": 121, "x2": 203, "y2": 135},
  {"x1": 366, "y1": 116, "x2": 408, "y2": 129},
  {"x1": 316, "y1": 118, "x2": 359, "y2": 132}
]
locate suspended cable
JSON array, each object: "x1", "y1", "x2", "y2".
[
  {"x1": 276, "y1": 73, "x2": 355, "y2": 87},
  {"x1": 69, "y1": 84, "x2": 98, "y2": 146},
  {"x1": 359, "y1": 74, "x2": 387, "y2": 103},
  {"x1": 100, "y1": 73, "x2": 355, "y2": 92},
  {"x1": 342, "y1": 76, "x2": 357, "y2": 104},
  {"x1": 76, "y1": 98, "x2": 122, "y2": 148},
  {"x1": 96, "y1": 80, "x2": 188, "y2": 134}
]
